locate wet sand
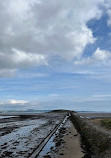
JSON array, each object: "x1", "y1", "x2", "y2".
[
  {"x1": 0, "y1": 112, "x2": 66, "y2": 158},
  {"x1": 57, "y1": 119, "x2": 84, "y2": 158},
  {"x1": 39, "y1": 116, "x2": 84, "y2": 158},
  {"x1": 78, "y1": 112, "x2": 111, "y2": 118}
]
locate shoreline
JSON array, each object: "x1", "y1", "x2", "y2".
[{"x1": 0, "y1": 110, "x2": 111, "y2": 157}]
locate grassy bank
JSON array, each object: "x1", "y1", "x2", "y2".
[
  {"x1": 70, "y1": 112, "x2": 111, "y2": 158},
  {"x1": 101, "y1": 118, "x2": 111, "y2": 129}
]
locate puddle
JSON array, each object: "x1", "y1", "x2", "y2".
[
  {"x1": 37, "y1": 135, "x2": 56, "y2": 158},
  {"x1": 0, "y1": 116, "x2": 19, "y2": 119},
  {"x1": 37, "y1": 115, "x2": 69, "y2": 158}
]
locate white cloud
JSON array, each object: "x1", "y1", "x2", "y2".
[
  {"x1": 74, "y1": 47, "x2": 111, "y2": 65},
  {"x1": 0, "y1": 0, "x2": 105, "y2": 77},
  {"x1": 9, "y1": 99, "x2": 29, "y2": 105},
  {"x1": 93, "y1": 47, "x2": 111, "y2": 60},
  {"x1": 105, "y1": 1, "x2": 111, "y2": 26},
  {"x1": 0, "y1": 99, "x2": 29, "y2": 106},
  {"x1": 68, "y1": 25, "x2": 95, "y2": 60},
  {"x1": 92, "y1": 94, "x2": 111, "y2": 98},
  {"x1": 0, "y1": 48, "x2": 47, "y2": 77},
  {"x1": 12, "y1": 48, "x2": 48, "y2": 67}
]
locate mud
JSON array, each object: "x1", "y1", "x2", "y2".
[
  {"x1": 0, "y1": 112, "x2": 66, "y2": 158},
  {"x1": 39, "y1": 115, "x2": 84, "y2": 158}
]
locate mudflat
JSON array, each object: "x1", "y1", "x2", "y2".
[
  {"x1": 78, "y1": 112, "x2": 111, "y2": 118},
  {"x1": 0, "y1": 112, "x2": 66, "y2": 158},
  {"x1": 38, "y1": 115, "x2": 85, "y2": 158}
]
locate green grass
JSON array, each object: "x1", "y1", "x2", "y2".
[{"x1": 101, "y1": 118, "x2": 111, "y2": 129}]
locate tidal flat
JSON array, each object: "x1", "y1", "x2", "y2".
[
  {"x1": 0, "y1": 111, "x2": 111, "y2": 158},
  {"x1": 0, "y1": 112, "x2": 66, "y2": 158}
]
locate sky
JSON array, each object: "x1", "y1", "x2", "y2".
[{"x1": 0, "y1": 0, "x2": 111, "y2": 111}]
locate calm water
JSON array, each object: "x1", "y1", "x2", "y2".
[{"x1": 0, "y1": 110, "x2": 51, "y2": 114}]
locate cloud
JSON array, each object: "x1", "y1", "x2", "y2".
[
  {"x1": 12, "y1": 48, "x2": 48, "y2": 67},
  {"x1": 0, "y1": 49, "x2": 47, "y2": 69},
  {"x1": 0, "y1": 0, "x2": 105, "y2": 77},
  {"x1": 0, "y1": 69, "x2": 16, "y2": 77},
  {"x1": 84, "y1": 94, "x2": 111, "y2": 102},
  {"x1": 105, "y1": 1, "x2": 111, "y2": 26},
  {"x1": 92, "y1": 94, "x2": 111, "y2": 98},
  {"x1": 74, "y1": 47, "x2": 111, "y2": 66},
  {"x1": 0, "y1": 99, "x2": 29, "y2": 105},
  {"x1": 9, "y1": 99, "x2": 29, "y2": 105},
  {"x1": 18, "y1": 72, "x2": 49, "y2": 78},
  {"x1": 107, "y1": 9, "x2": 111, "y2": 26},
  {"x1": 93, "y1": 47, "x2": 111, "y2": 60},
  {"x1": 90, "y1": 73, "x2": 111, "y2": 82}
]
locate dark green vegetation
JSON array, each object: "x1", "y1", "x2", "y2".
[
  {"x1": 101, "y1": 118, "x2": 111, "y2": 129},
  {"x1": 50, "y1": 109, "x2": 71, "y2": 113},
  {"x1": 70, "y1": 112, "x2": 111, "y2": 158}
]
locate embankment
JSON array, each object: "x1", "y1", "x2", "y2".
[{"x1": 70, "y1": 112, "x2": 111, "y2": 158}]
